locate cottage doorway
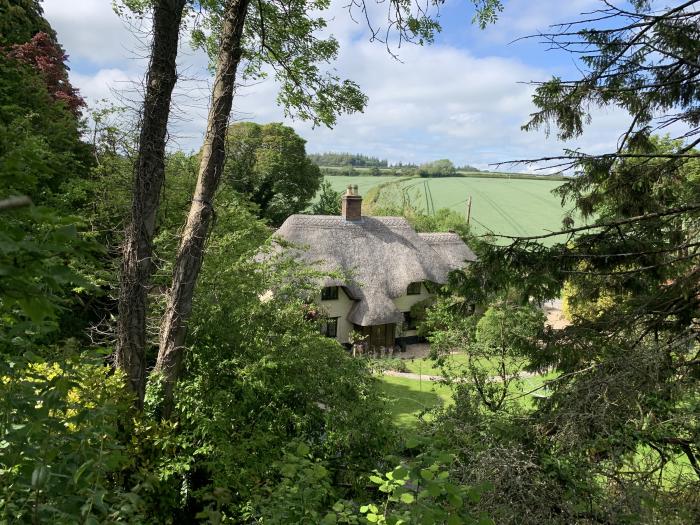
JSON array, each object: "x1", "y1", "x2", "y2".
[{"x1": 361, "y1": 323, "x2": 395, "y2": 350}]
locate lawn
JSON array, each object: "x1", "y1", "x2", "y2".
[
  {"x1": 399, "y1": 354, "x2": 524, "y2": 377},
  {"x1": 377, "y1": 375, "x2": 453, "y2": 430},
  {"x1": 377, "y1": 367, "x2": 559, "y2": 430},
  {"x1": 323, "y1": 175, "x2": 571, "y2": 243}
]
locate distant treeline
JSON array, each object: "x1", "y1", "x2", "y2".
[
  {"x1": 308, "y1": 152, "x2": 483, "y2": 173},
  {"x1": 307, "y1": 152, "x2": 389, "y2": 167},
  {"x1": 314, "y1": 155, "x2": 567, "y2": 180},
  {"x1": 319, "y1": 159, "x2": 478, "y2": 178}
]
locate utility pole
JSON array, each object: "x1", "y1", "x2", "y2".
[{"x1": 466, "y1": 195, "x2": 472, "y2": 226}]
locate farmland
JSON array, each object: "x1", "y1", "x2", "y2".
[{"x1": 323, "y1": 175, "x2": 571, "y2": 241}]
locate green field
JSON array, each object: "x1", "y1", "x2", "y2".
[
  {"x1": 377, "y1": 370, "x2": 558, "y2": 431},
  {"x1": 325, "y1": 175, "x2": 571, "y2": 241},
  {"x1": 377, "y1": 375, "x2": 453, "y2": 430}
]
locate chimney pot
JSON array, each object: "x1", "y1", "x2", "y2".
[{"x1": 341, "y1": 187, "x2": 362, "y2": 220}]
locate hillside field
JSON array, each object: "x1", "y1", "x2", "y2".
[{"x1": 324, "y1": 175, "x2": 571, "y2": 240}]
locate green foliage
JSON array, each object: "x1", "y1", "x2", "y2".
[
  {"x1": 417, "y1": 159, "x2": 456, "y2": 178},
  {"x1": 438, "y1": 0, "x2": 700, "y2": 518},
  {"x1": 256, "y1": 444, "x2": 492, "y2": 525},
  {"x1": 134, "y1": 195, "x2": 396, "y2": 517},
  {"x1": 0, "y1": 207, "x2": 96, "y2": 348},
  {"x1": 0, "y1": 55, "x2": 90, "y2": 202},
  {"x1": 224, "y1": 121, "x2": 323, "y2": 225},
  {"x1": 426, "y1": 301, "x2": 544, "y2": 412},
  {"x1": 0, "y1": 354, "x2": 142, "y2": 523},
  {"x1": 0, "y1": 49, "x2": 96, "y2": 349},
  {"x1": 309, "y1": 152, "x2": 388, "y2": 168},
  {"x1": 311, "y1": 179, "x2": 342, "y2": 215},
  {"x1": 0, "y1": 0, "x2": 55, "y2": 46}
]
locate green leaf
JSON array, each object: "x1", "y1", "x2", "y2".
[
  {"x1": 404, "y1": 436, "x2": 421, "y2": 449},
  {"x1": 392, "y1": 466, "x2": 408, "y2": 480},
  {"x1": 399, "y1": 492, "x2": 415, "y2": 504},
  {"x1": 73, "y1": 460, "x2": 94, "y2": 485},
  {"x1": 31, "y1": 464, "x2": 49, "y2": 489},
  {"x1": 427, "y1": 483, "x2": 442, "y2": 497},
  {"x1": 420, "y1": 469, "x2": 435, "y2": 480},
  {"x1": 447, "y1": 493, "x2": 463, "y2": 507}
]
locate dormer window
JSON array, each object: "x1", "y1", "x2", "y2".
[
  {"x1": 406, "y1": 282, "x2": 422, "y2": 295},
  {"x1": 321, "y1": 286, "x2": 339, "y2": 300}
]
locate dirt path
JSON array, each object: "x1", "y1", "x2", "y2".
[{"x1": 382, "y1": 369, "x2": 542, "y2": 382}]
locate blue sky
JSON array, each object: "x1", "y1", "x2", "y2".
[{"x1": 43, "y1": 0, "x2": 632, "y2": 170}]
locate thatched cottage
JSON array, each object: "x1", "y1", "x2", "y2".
[{"x1": 274, "y1": 186, "x2": 476, "y2": 349}]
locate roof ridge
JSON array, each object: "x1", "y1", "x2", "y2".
[{"x1": 284, "y1": 214, "x2": 411, "y2": 228}]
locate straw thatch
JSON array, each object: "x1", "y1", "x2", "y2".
[
  {"x1": 274, "y1": 215, "x2": 475, "y2": 326},
  {"x1": 419, "y1": 232, "x2": 477, "y2": 267}
]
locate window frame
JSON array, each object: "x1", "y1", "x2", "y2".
[
  {"x1": 321, "y1": 317, "x2": 339, "y2": 338},
  {"x1": 406, "y1": 282, "x2": 422, "y2": 295},
  {"x1": 321, "y1": 286, "x2": 339, "y2": 300}
]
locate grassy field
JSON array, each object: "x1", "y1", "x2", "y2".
[
  {"x1": 377, "y1": 375, "x2": 453, "y2": 430},
  {"x1": 324, "y1": 175, "x2": 570, "y2": 241},
  {"x1": 377, "y1": 367, "x2": 558, "y2": 431}
]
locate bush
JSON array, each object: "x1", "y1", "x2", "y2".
[{"x1": 0, "y1": 353, "x2": 143, "y2": 523}]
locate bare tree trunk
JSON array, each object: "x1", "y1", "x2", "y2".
[
  {"x1": 116, "y1": 0, "x2": 186, "y2": 408},
  {"x1": 154, "y1": 0, "x2": 250, "y2": 417}
]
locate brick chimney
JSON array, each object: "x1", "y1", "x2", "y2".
[{"x1": 341, "y1": 184, "x2": 362, "y2": 221}]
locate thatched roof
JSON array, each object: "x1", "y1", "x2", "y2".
[
  {"x1": 274, "y1": 215, "x2": 475, "y2": 326},
  {"x1": 419, "y1": 232, "x2": 477, "y2": 267}
]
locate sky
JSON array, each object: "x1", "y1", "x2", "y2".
[{"x1": 42, "y1": 0, "x2": 634, "y2": 170}]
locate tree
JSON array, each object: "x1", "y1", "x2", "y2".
[
  {"x1": 446, "y1": 1, "x2": 700, "y2": 520},
  {"x1": 0, "y1": 37, "x2": 92, "y2": 346},
  {"x1": 0, "y1": 0, "x2": 55, "y2": 46},
  {"x1": 418, "y1": 159, "x2": 456, "y2": 177},
  {"x1": 7, "y1": 32, "x2": 85, "y2": 116},
  {"x1": 156, "y1": 0, "x2": 250, "y2": 417},
  {"x1": 224, "y1": 122, "x2": 323, "y2": 224},
  {"x1": 311, "y1": 179, "x2": 341, "y2": 215},
  {"x1": 116, "y1": 0, "x2": 188, "y2": 407}
]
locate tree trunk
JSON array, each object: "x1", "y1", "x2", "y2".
[
  {"x1": 116, "y1": 0, "x2": 186, "y2": 408},
  {"x1": 154, "y1": 0, "x2": 250, "y2": 417}
]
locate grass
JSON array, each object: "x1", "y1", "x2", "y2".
[
  {"x1": 377, "y1": 363, "x2": 559, "y2": 430},
  {"x1": 399, "y1": 354, "x2": 522, "y2": 377},
  {"x1": 323, "y1": 175, "x2": 571, "y2": 243},
  {"x1": 377, "y1": 375, "x2": 453, "y2": 431}
]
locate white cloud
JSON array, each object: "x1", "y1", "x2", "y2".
[
  {"x1": 71, "y1": 67, "x2": 136, "y2": 102},
  {"x1": 43, "y1": 0, "x2": 636, "y2": 169},
  {"x1": 477, "y1": 0, "x2": 600, "y2": 43},
  {"x1": 43, "y1": 0, "x2": 147, "y2": 65}
]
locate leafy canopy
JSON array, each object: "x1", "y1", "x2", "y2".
[{"x1": 224, "y1": 121, "x2": 322, "y2": 224}]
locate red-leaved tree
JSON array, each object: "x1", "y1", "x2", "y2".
[{"x1": 8, "y1": 32, "x2": 85, "y2": 116}]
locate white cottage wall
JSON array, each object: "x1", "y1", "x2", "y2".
[
  {"x1": 393, "y1": 283, "x2": 433, "y2": 338},
  {"x1": 318, "y1": 287, "x2": 355, "y2": 344}
]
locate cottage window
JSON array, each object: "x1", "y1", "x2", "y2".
[
  {"x1": 321, "y1": 317, "x2": 339, "y2": 338},
  {"x1": 403, "y1": 311, "x2": 417, "y2": 330},
  {"x1": 406, "y1": 282, "x2": 422, "y2": 295},
  {"x1": 321, "y1": 286, "x2": 339, "y2": 300}
]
